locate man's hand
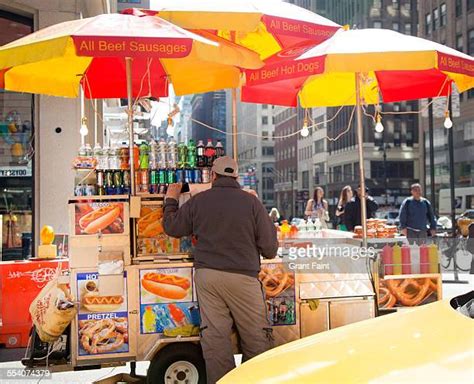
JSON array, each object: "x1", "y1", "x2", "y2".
[
  {"x1": 165, "y1": 183, "x2": 182, "y2": 201},
  {"x1": 430, "y1": 229, "x2": 437, "y2": 237},
  {"x1": 401, "y1": 228, "x2": 407, "y2": 237}
]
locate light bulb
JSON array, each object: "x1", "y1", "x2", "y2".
[
  {"x1": 375, "y1": 114, "x2": 384, "y2": 133},
  {"x1": 80, "y1": 117, "x2": 88, "y2": 136},
  {"x1": 443, "y1": 111, "x2": 453, "y2": 129},
  {"x1": 300, "y1": 119, "x2": 309, "y2": 137},
  {"x1": 166, "y1": 117, "x2": 174, "y2": 136}
]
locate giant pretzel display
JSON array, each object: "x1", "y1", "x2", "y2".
[
  {"x1": 79, "y1": 318, "x2": 128, "y2": 354},
  {"x1": 378, "y1": 278, "x2": 438, "y2": 308},
  {"x1": 259, "y1": 265, "x2": 294, "y2": 298}
]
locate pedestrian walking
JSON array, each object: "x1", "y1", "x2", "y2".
[
  {"x1": 162, "y1": 156, "x2": 278, "y2": 384},
  {"x1": 305, "y1": 187, "x2": 330, "y2": 228},
  {"x1": 399, "y1": 183, "x2": 437, "y2": 243},
  {"x1": 269, "y1": 207, "x2": 281, "y2": 224},
  {"x1": 344, "y1": 185, "x2": 379, "y2": 231},
  {"x1": 335, "y1": 185, "x2": 353, "y2": 231}
]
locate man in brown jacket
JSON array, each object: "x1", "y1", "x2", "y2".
[{"x1": 163, "y1": 156, "x2": 278, "y2": 384}]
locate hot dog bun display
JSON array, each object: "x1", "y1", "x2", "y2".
[
  {"x1": 74, "y1": 202, "x2": 124, "y2": 235},
  {"x1": 140, "y1": 268, "x2": 193, "y2": 303},
  {"x1": 82, "y1": 294, "x2": 125, "y2": 312}
]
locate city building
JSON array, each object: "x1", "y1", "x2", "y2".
[
  {"x1": 274, "y1": 106, "x2": 298, "y2": 219},
  {"x1": 418, "y1": 0, "x2": 474, "y2": 212},
  {"x1": 290, "y1": 0, "x2": 420, "y2": 208},
  {"x1": 0, "y1": 0, "x2": 111, "y2": 259},
  {"x1": 191, "y1": 91, "x2": 227, "y2": 150},
  {"x1": 234, "y1": 100, "x2": 276, "y2": 210},
  {"x1": 174, "y1": 95, "x2": 193, "y2": 144}
]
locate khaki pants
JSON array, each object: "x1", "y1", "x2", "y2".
[{"x1": 194, "y1": 268, "x2": 273, "y2": 384}]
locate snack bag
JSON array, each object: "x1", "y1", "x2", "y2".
[{"x1": 29, "y1": 279, "x2": 76, "y2": 343}]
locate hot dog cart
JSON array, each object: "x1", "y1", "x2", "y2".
[{"x1": 23, "y1": 192, "x2": 379, "y2": 384}]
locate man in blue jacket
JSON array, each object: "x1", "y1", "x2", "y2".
[{"x1": 399, "y1": 183, "x2": 437, "y2": 242}]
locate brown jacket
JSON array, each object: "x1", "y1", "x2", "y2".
[{"x1": 163, "y1": 177, "x2": 278, "y2": 277}]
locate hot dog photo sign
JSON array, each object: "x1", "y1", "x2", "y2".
[
  {"x1": 74, "y1": 202, "x2": 126, "y2": 235},
  {"x1": 139, "y1": 267, "x2": 199, "y2": 335}
]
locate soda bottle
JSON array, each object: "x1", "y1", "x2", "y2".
[
  {"x1": 139, "y1": 141, "x2": 150, "y2": 170},
  {"x1": 158, "y1": 137, "x2": 167, "y2": 169},
  {"x1": 215, "y1": 140, "x2": 225, "y2": 158},
  {"x1": 102, "y1": 145, "x2": 110, "y2": 169},
  {"x1": 84, "y1": 143, "x2": 93, "y2": 157},
  {"x1": 105, "y1": 170, "x2": 114, "y2": 195},
  {"x1": 109, "y1": 147, "x2": 120, "y2": 170},
  {"x1": 167, "y1": 169, "x2": 176, "y2": 184},
  {"x1": 167, "y1": 137, "x2": 177, "y2": 169},
  {"x1": 177, "y1": 142, "x2": 188, "y2": 168},
  {"x1": 149, "y1": 139, "x2": 159, "y2": 170},
  {"x1": 139, "y1": 169, "x2": 149, "y2": 193},
  {"x1": 196, "y1": 140, "x2": 205, "y2": 168},
  {"x1": 96, "y1": 170, "x2": 106, "y2": 195},
  {"x1": 149, "y1": 169, "x2": 159, "y2": 194},
  {"x1": 119, "y1": 144, "x2": 130, "y2": 170},
  {"x1": 204, "y1": 139, "x2": 216, "y2": 167},
  {"x1": 78, "y1": 145, "x2": 87, "y2": 157},
  {"x1": 143, "y1": 306, "x2": 157, "y2": 333},
  {"x1": 122, "y1": 170, "x2": 131, "y2": 195},
  {"x1": 93, "y1": 144, "x2": 102, "y2": 169},
  {"x1": 114, "y1": 170, "x2": 123, "y2": 194},
  {"x1": 133, "y1": 143, "x2": 140, "y2": 170},
  {"x1": 187, "y1": 139, "x2": 196, "y2": 168}
]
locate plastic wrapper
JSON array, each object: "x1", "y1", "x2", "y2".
[{"x1": 29, "y1": 279, "x2": 77, "y2": 343}]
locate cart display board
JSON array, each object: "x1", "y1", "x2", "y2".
[{"x1": 71, "y1": 268, "x2": 137, "y2": 365}]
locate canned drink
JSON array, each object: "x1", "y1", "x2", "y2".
[
  {"x1": 150, "y1": 169, "x2": 158, "y2": 184},
  {"x1": 184, "y1": 169, "x2": 192, "y2": 183},
  {"x1": 96, "y1": 170, "x2": 105, "y2": 187},
  {"x1": 140, "y1": 169, "x2": 149, "y2": 185},
  {"x1": 193, "y1": 169, "x2": 202, "y2": 184},
  {"x1": 202, "y1": 168, "x2": 210, "y2": 183},
  {"x1": 149, "y1": 183, "x2": 160, "y2": 194},
  {"x1": 74, "y1": 184, "x2": 84, "y2": 196},
  {"x1": 115, "y1": 185, "x2": 123, "y2": 195},
  {"x1": 119, "y1": 147, "x2": 130, "y2": 170},
  {"x1": 123, "y1": 170, "x2": 131, "y2": 187},
  {"x1": 175, "y1": 169, "x2": 185, "y2": 183},
  {"x1": 158, "y1": 169, "x2": 167, "y2": 185},
  {"x1": 85, "y1": 184, "x2": 96, "y2": 196},
  {"x1": 167, "y1": 169, "x2": 176, "y2": 184}
]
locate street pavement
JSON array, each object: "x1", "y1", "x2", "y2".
[{"x1": 0, "y1": 274, "x2": 471, "y2": 383}]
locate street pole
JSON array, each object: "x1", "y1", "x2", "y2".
[
  {"x1": 448, "y1": 95, "x2": 456, "y2": 239},
  {"x1": 428, "y1": 99, "x2": 436, "y2": 215},
  {"x1": 383, "y1": 144, "x2": 388, "y2": 206}
]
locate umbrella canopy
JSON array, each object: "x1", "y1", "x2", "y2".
[
  {"x1": 0, "y1": 12, "x2": 263, "y2": 98},
  {"x1": 242, "y1": 28, "x2": 474, "y2": 107},
  {"x1": 124, "y1": 0, "x2": 341, "y2": 59}
]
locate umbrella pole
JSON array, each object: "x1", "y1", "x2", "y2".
[
  {"x1": 126, "y1": 57, "x2": 136, "y2": 195},
  {"x1": 355, "y1": 73, "x2": 368, "y2": 241},
  {"x1": 232, "y1": 88, "x2": 238, "y2": 160}
]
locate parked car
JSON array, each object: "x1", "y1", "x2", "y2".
[
  {"x1": 375, "y1": 210, "x2": 400, "y2": 226},
  {"x1": 219, "y1": 293, "x2": 474, "y2": 383}
]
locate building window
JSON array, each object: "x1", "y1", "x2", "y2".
[
  {"x1": 262, "y1": 104, "x2": 268, "y2": 109},
  {"x1": 440, "y1": 3, "x2": 447, "y2": 26},
  {"x1": 0, "y1": 11, "x2": 34, "y2": 260},
  {"x1": 314, "y1": 138, "x2": 325, "y2": 153},
  {"x1": 456, "y1": 0, "x2": 463, "y2": 16},
  {"x1": 392, "y1": 0, "x2": 399, "y2": 9},
  {"x1": 469, "y1": 0, "x2": 474, "y2": 11},
  {"x1": 333, "y1": 166, "x2": 342, "y2": 183},
  {"x1": 373, "y1": 21, "x2": 382, "y2": 28},
  {"x1": 392, "y1": 22, "x2": 399, "y2": 31},
  {"x1": 404, "y1": 23, "x2": 412, "y2": 35},
  {"x1": 371, "y1": 161, "x2": 414, "y2": 179},
  {"x1": 262, "y1": 116, "x2": 268, "y2": 125},
  {"x1": 456, "y1": 35, "x2": 463, "y2": 52},
  {"x1": 302, "y1": 171, "x2": 309, "y2": 189},
  {"x1": 469, "y1": 29, "x2": 474, "y2": 55},
  {"x1": 343, "y1": 164, "x2": 352, "y2": 181},
  {"x1": 425, "y1": 13, "x2": 431, "y2": 34},
  {"x1": 394, "y1": 120, "x2": 402, "y2": 147},
  {"x1": 433, "y1": 8, "x2": 439, "y2": 30}
]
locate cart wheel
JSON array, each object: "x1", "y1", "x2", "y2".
[{"x1": 147, "y1": 342, "x2": 206, "y2": 384}]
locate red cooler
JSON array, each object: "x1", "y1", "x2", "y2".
[{"x1": 0, "y1": 259, "x2": 68, "y2": 348}]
